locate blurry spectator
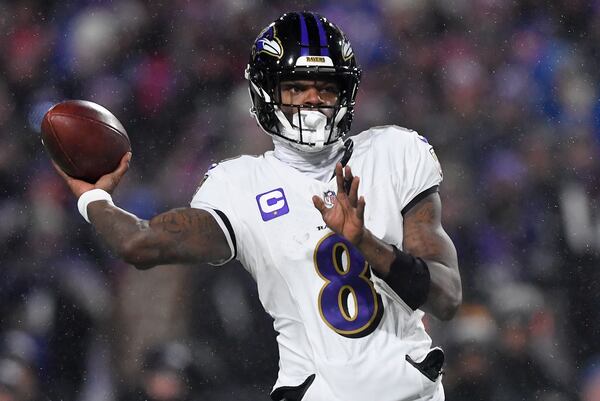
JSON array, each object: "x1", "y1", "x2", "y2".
[
  {"x1": 0, "y1": 258, "x2": 111, "y2": 400},
  {"x1": 581, "y1": 358, "x2": 600, "y2": 401},
  {"x1": 119, "y1": 341, "x2": 200, "y2": 401},
  {"x1": 0, "y1": 356, "x2": 40, "y2": 401},
  {"x1": 558, "y1": 132, "x2": 600, "y2": 370},
  {"x1": 443, "y1": 304, "x2": 498, "y2": 400},
  {"x1": 490, "y1": 283, "x2": 574, "y2": 401}
]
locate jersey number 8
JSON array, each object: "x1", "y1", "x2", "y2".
[{"x1": 314, "y1": 233, "x2": 384, "y2": 338}]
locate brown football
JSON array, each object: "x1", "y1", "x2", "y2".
[{"x1": 41, "y1": 100, "x2": 131, "y2": 183}]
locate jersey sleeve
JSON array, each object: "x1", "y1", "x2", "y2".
[
  {"x1": 385, "y1": 128, "x2": 443, "y2": 215},
  {"x1": 189, "y1": 165, "x2": 238, "y2": 266}
]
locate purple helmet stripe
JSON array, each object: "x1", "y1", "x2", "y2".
[
  {"x1": 298, "y1": 13, "x2": 309, "y2": 56},
  {"x1": 312, "y1": 13, "x2": 330, "y2": 56}
]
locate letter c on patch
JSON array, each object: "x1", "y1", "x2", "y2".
[{"x1": 256, "y1": 188, "x2": 289, "y2": 221}]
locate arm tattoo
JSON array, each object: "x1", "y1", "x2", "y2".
[
  {"x1": 402, "y1": 193, "x2": 461, "y2": 319},
  {"x1": 153, "y1": 209, "x2": 211, "y2": 235},
  {"x1": 157, "y1": 212, "x2": 186, "y2": 234},
  {"x1": 403, "y1": 196, "x2": 445, "y2": 261},
  {"x1": 88, "y1": 203, "x2": 230, "y2": 267},
  {"x1": 148, "y1": 208, "x2": 230, "y2": 263}
]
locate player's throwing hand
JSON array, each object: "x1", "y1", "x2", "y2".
[
  {"x1": 312, "y1": 162, "x2": 366, "y2": 246},
  {"x1": 53, "y1": 152, "x2": 131, "y2": 198}
]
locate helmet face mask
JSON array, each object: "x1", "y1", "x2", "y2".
[{"x1": 245, "y1": 12, "x2": 361, "y2": 152}]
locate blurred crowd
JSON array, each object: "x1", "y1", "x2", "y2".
[{"x1": 1, "y1": 0, "x2": 599, "y2": 400}]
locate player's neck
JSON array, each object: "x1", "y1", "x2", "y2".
[{"x1": 272, "y1": 137, "x2": 345, "y2": 182}]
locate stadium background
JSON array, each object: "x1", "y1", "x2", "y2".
[{"x1": 1, "y1": 0, "x2": 599, "y2": 400}]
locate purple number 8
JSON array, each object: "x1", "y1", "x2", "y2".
[{"x1": 314, "y1": 233, "x2": 384, "y2": 338}]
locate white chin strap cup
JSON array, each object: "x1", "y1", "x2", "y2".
[{"x1": 291, "y1": 110, "x2": 328, "y2": 149}]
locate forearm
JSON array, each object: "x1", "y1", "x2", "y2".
[
  {"x1": 357, "y1": 227, "x2": 461, "y2": 320},
  {"x1": 404, "y1": 221, "x2": 461, "y2": 320},
  {"x1": 357, "y1": 229, "x2": 432, "y2": 311},
  {"x1": 357, "y1": 230, "x2": 429, "y2": 310},
  {"x1": 402, "y1": 195, "x2": 462, "y2": 320},
  {"x1": 420, "y1": 257, "x2": 461, "y2": 320},
  {"x1": 57, "y1": 155, "x2": 230, "y2": 268},
  {"x1": 355, "y1": 229, "x2": 395, "y2": 276},
  {"x1": 87, "y1": 201, "x2": 151, "y2": 264},
  {"x1": 86, "y1": 202, "x2": 232, "y2": 269}
]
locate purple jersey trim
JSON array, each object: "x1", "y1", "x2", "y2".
[{"x1": 298, "y1": 13, "x2": 309, "y2": 56}]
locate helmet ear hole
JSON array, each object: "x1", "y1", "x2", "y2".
[{"x1": 252, "y1": 70, "x2": 264, "y2": 83}]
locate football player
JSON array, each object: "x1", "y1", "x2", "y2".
[{"x1": 56, "y1": 12, "x2": 461, "y2": 401}]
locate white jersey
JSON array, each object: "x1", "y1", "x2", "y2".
[{"x1": 191, "y1": 125, "x2": 444, "y2": 401}]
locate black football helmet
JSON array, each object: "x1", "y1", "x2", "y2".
[{"x1": 245, "y1": 12, "x2": 361, "y2": 151}]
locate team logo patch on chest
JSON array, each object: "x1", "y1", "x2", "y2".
[
  {"x1": 323, "y1": 190, "x2": 336, "y2": 208},
  {"x1": 256, "y1": 188, "x2": 289, "y2": 221}
]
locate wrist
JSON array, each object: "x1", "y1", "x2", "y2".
[
  {"x1": 77, "y1": 189, "x2": 114, "y2": 223},
  {"x1": 373, "y1": 246, "x2": 431, "y2": 310},
  {"x1": 353, "y1": 227, "x2": 371, "y2": 248}
]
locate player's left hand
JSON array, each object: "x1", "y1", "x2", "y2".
[{"x1": 313, "y1": 163, "x2": 366, "y2": 246}]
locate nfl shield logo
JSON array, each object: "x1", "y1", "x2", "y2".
[{"x1": 323, "y1": 190, "x2": 336, "y2": 208}]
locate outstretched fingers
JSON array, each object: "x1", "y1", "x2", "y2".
[
  {"x1": 112, "y1": 152, "x2": 132, "y2": 178},
  {"x1": 339, "y1": 165, "x2": 360, "y2": 207},
  {"x1": 348, "y1": 176, "x2": 360, "y2": 207},
  {"x1": 334, "y1": 163, "x2": 345, "y2": 198},
  {"x1": 312, "y1": 195, "x2": 327, "y2": 215},
  {"x1": 357, "y1": 196, "x2": 366, "y2": 222},
  {"x1": 96, "y1": 152, "x2": 132, "y2": 193},
  {"x1": 117, "y1": 152, "x2": 131, "y2": 175},
  {"x1": 343, "y1": 165, "x2": 353, "y2": 194}
]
